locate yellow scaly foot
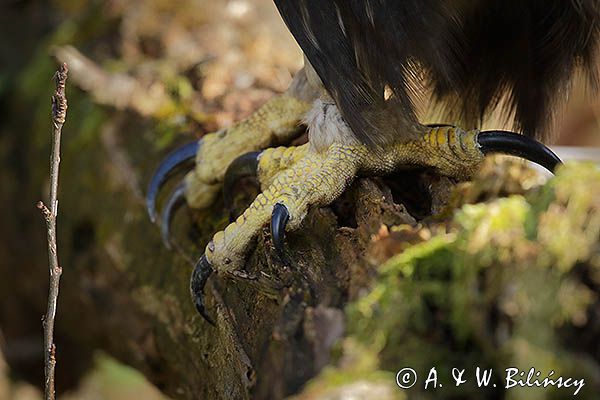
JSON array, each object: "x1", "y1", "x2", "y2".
[{"x1": 190, "y1": 126, "x2": 561, "y2": 322}]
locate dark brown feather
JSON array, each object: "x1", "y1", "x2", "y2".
[{"x1": 275, "y1": 0, "x2": 600, "y2": 146}]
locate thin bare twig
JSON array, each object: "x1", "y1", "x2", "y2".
[{"x1": 37, "y1": 62, "x2": 68, "y2": 400}]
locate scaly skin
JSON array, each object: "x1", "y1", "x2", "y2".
[
  {"x1": 184, "y1": 94, "x2": 312, "y2": 209},
  {"x1": 256, "y1": 144, "x2": 309, "y2": 188},
  {"x1": 205, "y1": 126, "x2": 485, "y2": 272}
]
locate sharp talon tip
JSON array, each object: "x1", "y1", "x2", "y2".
[
  {"x1": 271, "y1": 203, "x2": 290, "y2": 257},
  {"x1": 148, "y1": 209, "x2": 157, "y2": 224},
  {"x1": 223, "y1": 151, "x2": 261, "y2": 213},
  {"x1": 197, "y1": 305, "x2": 216, "y2": 327},
  {"x1": 477, "y1": 130, "x2": 563, "y2": 174},
  {"x1": 160, "y1": 182, "x2": 187, "y2": 250},
  {"x1": 190, "y1": 254, "x2": 215, "y2": 325},
  {"x1": 146, "y1": 141, "x2": 200, "y2": 223}
]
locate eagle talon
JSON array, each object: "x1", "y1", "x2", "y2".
[
  {"x1": 190, "y1": 254, "x2": 216, "y2": 326},
  {"x1": 160, "y1": 181, "x2": 187, "y2": 249},
  {"x1": 146, "y1": 141, "x2": 200, "y2": 223},
  {"x1": 223, "y1": 151, "x2": 262, "y2": 221},
  {"x1": 271, "y1": 203, "x2": 290, "y2": 257},
  {"x1": 476, "y1": 130, "x2": 562, "y2": 173}
]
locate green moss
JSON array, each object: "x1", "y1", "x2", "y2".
[{"x1": 341, "y1": 162, "x2": 600, "y2": 399}]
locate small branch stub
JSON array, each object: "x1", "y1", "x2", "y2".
[{"x1": 39, "y1": 62, "x2": 68, "y2": 400}]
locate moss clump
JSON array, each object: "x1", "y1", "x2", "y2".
[{"x1": 341, "y1": 162, "x2": 600, "y2": 399}]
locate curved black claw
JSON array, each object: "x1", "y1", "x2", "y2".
[
  {"x1": 147, "y1": 141, "x2": 200, "y2": 223},
  {"x1": 477, "y1": 130, "x2": 563, "y2": 173},
  {"x1": 190, "y1": 254, "x2": 215, "y2": 326},
  {"x1": 223, "y1": 151, "x2": 261, "y2": 219},
  {"x1": 160, "y1": 182, "x2": 187, "y2": 250},
  {"x1": 271, "y1": 203, "x2": 290, "y2": 257}
]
